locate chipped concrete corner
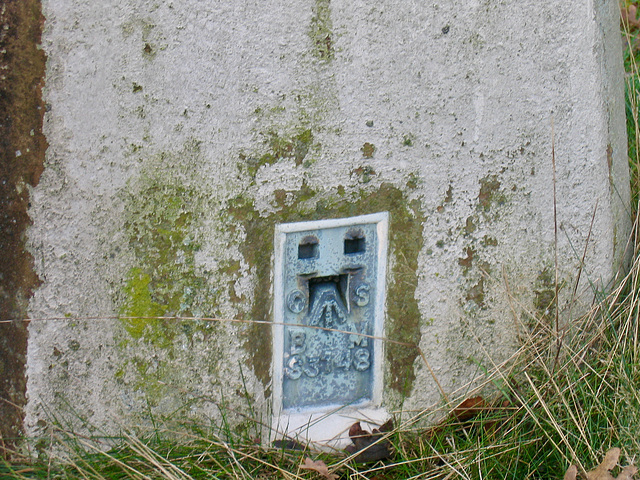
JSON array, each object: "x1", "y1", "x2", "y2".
[{"x1": 12, "y1": 0, "x2": 631, "y2": 441}]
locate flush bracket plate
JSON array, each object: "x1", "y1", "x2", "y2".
[{"x1": 271, "y1": 212, "x2": 389, "y2": 447}]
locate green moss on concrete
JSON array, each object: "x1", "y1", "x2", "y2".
[
  {"x1": 454, "y1": 173, "x2": 513, "y2": 314},
  {"x1": 225, "y1": 194, "x2": 276, "y2": 390},
  {"x1": 309, "y1": 0, "x2": 334, "y2": 60},
  {"x1": 228, "y1": 182, "x2": 425, "y2": 396},
  {"x1": 363, "y1": 186, "x2": 425, "y2": 395},
  {"x1": 533, "y1": 268, "x2": 556, "y2": 322},
  {"x1": 142, "y1": 42, "x2": 155, "y2": 60},
  {"x1": 464, "y1": 216, "x2": 477, "y2": 236},
  {"x1": 444, "y1": 185, "x2": 453, "y2": 204},
  {"x1": 121, "y1": 18, "x2": 158, "y2": 60},
  {"x1": 482, "y1": 235, "x2": 498, "y2": 247},
  {"x1": 351, "y1": 165, "x2": 376, "y2": 184},
  {"x1": 465, "y1": 277, "x2": 485, "y2": 308},
  {"x1": 115, "y1": 141, "x2": 231, "y2": 406},
  {"x1": 118, "y1": 143, "x2": 220, "y2": 350},
  {"x1": 478, "y1": 175, "x2": 506, "y2": 212},
  {"x1": 120, "y1": 180, "x2": 209, "y2": 346},
  {"x1": 295, "y1": 129, "x2": 314, "y2": 162},
  {"x1": 361, "y1": 142, "x2": 375, "y2": 158},
  {"x1": 121, "y1": 268, "x2": 170, "y2": 345},
  {"x1": 402, "y1": 134, "x2": 414, "y2": 147},
  {"x1": 458, "y1": 247, "x2": 475, "y2": 273},
  {"x1": 239, "y1": 129, "x2": 314, "y2": 178},
  {"x1": 406, "y1": 173, "x2": 420, "y2": 189}
]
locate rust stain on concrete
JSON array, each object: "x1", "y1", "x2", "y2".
[{"x1": 0, "y1": 0, "x2": 47, "y2": 454}]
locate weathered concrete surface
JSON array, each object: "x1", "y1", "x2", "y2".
[
  {"x1": 0, "y1": 0, "x2": 46, "y2": 453},
  {"x1": 23, "y1": 0, "x2": 630, "y2": 440}
]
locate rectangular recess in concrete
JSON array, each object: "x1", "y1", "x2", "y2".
[{"x1": 271, "y1": 212, "x2": 389, "y2": 446}]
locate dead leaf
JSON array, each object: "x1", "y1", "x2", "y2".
[
  {"x1": 345, "y1": 420, "x2": 394, "y2": 463},
  {"x1": 565, "y1": 465, "x2": 578, "y2": 480},
  {"x1": 273, "y1": 438, "x2": 305, "y2": 450},
  {"x1": 587, "y1": 448, "x2": 620, "y2": 480},
  {"x1": 378, "y1": 418, "x2": 394, "y2": 432},
  {"x1": 423, "y1": 395, "x2": 495, "y2": 441},
  {"x1": 616, "y1": 466, "x2": 639, "y2": 480},
  {"x1": 452, "y1": 396, "x2": 486, "y2": 422},
  {"x1": 300, "y1": 457, "x2": 338, "y2": 480},
  {"x1": 622, "y1": 5, "x2": 640, "y2": 30},
  {"x1": 602, "y1": 448, "x2": 621, "y2": 470},
  {"x1": 565, "y1": 448, "x2": 638, "y2": 480},
  {"x1": 348, "y1": 421, "x2": 367, "y2": 439}
]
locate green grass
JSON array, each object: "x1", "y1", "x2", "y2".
[{"x1": 3, "y1": 7, "x2": 640, "y2": 480}]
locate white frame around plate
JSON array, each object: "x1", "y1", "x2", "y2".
[{"x1": 270, "y1": 212, "x2": 389, "y2": 448}]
